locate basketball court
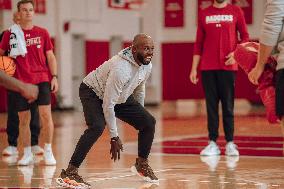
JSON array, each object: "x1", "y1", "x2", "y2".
[{"x1": 0, "y1": 100, "x2": 283, "y2": 189}]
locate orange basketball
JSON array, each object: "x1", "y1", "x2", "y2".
[{"x1": 0, "y1": 56, "x2": 16, "y2": 76}]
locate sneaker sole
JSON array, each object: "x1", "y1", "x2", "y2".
[
  {"x1": 55, "y1": 178, "x2": 91, "y2": 189},
  {"x1": 130, "y1": 166, "x2": 159, "y2": 183},
  {"x1": 200, "y1": 150, "x2": 221, "y2": 156}
]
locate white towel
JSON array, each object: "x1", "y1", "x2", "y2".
[{"x1": 9, "y1": 24, "x2": 27, "y2": 58}]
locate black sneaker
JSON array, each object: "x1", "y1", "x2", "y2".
[
  {"x1": 56, "y1": 169, "x2": 91, "y2": 188},
  {"x1": 131, "y1": 157, "x2": 159, "y2": 183}
]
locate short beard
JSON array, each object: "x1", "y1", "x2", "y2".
[{"x1": 137, "y1": 53, "x2": 150, "y2": 65}]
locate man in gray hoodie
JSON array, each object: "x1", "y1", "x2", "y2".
[
  {"x1": 56, "y1": 34, "x2": 158, "y2": 188},
  {"x1": 248, "y1": 1, "x2": 284, "y2": 126}
]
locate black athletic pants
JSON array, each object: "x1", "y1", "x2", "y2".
[
  {"x1": 275, "y1": 68, "x2": 284, "y2": 118},
  {"x1": 69, "y1": 83, "x2": 156, "y2": 168},
  {"x1": 201, "y1": 70, "x2": 236, "y2": 142}
]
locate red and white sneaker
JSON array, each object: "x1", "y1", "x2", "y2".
[
  {"x1": 56, "y1": 169, "x2": 91, "y2": 189},
  {"x1": 131, "y1": 157, "x2": 159, "y2": 183}
]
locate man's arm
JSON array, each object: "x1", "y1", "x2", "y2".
[
  {"x1": 248, "y1": 0, "x2": 284, "y2": 84},
  {"x1": 0, "y1": 70, "x2": 38, "y2": 102},
  {"x1": 103, "y1": 68, "x2": 128, "y2": 138},
  {"x1": 236, "y1": 6, "x2": 249, "y2": 43},
  {"x1": 46, "y1": 50, "x2": 59, "y2": 93}
]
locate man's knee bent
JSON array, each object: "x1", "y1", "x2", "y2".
[
  {"x1": 142, "y1": 115, "x2": 156, "y2": 132},
  {"x1": 87, "y1": 123, "x2": 105, "y2": 137}
]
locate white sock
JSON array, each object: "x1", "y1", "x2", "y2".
[{"x1": 44, "y1": 143, "x2": 52, "y2": 151}]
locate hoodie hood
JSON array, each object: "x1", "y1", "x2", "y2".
[{"x1": 118, "y1": 46, "x2": 140, "y2": 67}]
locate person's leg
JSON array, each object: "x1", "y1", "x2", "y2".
[
  {"x1": 114, "y1": 95, "x2": 157, "y2": 182},
  {"x1": 201, "y1": 71, "x2": 220, "y2": 142},
  {"x1": 275, "y1": 69, "x2": 284, "y2": 121},
  {"x1": 218, "y1": 71, "x2": 235, "y2": 142},
  {"x1": 57, "y1": 83, "x2": 103, "y2": 187},
  {"x1": 30, "y1": 103, "x2": 40, "y2": 146},
  {"x1": 69, "y1": 83, "x2": 106, "y2": 168},
  {"x1": 275, "y1": 69, "x2": 284, "y2": 143},
  {"x1": 199, "y1": 71, "x2": 221, "y2": 156},
  {"x1": 29, "y1": 103, "x2": 43, "y2": 155},
  {"x1": 7, "y1": 91, "x2": 19, "y2": 147},
  {"x1": 115, "y1": 95, "x2": 156, "y2": 159},
  {"x1": 2, "y1": 91, "x2": 19, "y2": 156},
  {"x1": 17, "y1": 96, "x2": 33, "y2": 165},
  {"x1": 218, "y1": 70, "x2": 238, "y2": 156},
  {"x1": 36, "y1": 82, "x2": 55, "y2": 165}
]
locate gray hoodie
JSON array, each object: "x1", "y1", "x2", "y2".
[
  {"x1": 83, "y1": 47, "x2": 152, "y2": 138},
  {"x1": 260, "y1": 0, "x2": 284, "y2": 70}
]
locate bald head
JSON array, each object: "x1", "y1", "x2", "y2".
[
  {"x1": 133, "y1": 33, "x2": 153, "y2": 48},
  {"x1": 132, "y1": 33, "x2": 154, "y2": 66}
]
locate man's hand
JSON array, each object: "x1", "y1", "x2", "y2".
[
  {"x1": 225, "y1": 52, "x2": 235, "y2": 66},
  {"x1": 51, "y1": 77, "x2": 59, "y2": 93},
  {"x1": 248, "y1": 64, "x2": 265, "y2": 85},
  {"x1": 110, "y1": 136, "x2": 123, "y2": 162},
  {"x1": 189, "y1": 69, "x2": 198, "y2": 84},
  {"x1": 20, "y1": 83, "x2": 39, "y2": 103}
]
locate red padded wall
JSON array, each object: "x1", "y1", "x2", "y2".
[
  {"x1": 86, "y1": 41, "x2": 109, "y2": 74},
  {"x1": 162, "y1": 42, "x2": 261, "y2": 102},
  {"x1": 162, "y1": 42, "x2": 204, "y2": 100}
]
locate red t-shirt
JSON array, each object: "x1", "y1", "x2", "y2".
[
  {"x1": 194, "y1": 4, "x2": 249, "y2": 71},
  {"x1": 0, "y1": 26, "x2": 53, "y2": 84}
]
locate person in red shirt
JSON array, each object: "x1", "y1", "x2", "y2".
[
  {"x1": 0, "y1": 0, "x2": 58, "y2": 166},
  {"x1": 189, "y1": 0, "x2": 249, "y2": 156}
]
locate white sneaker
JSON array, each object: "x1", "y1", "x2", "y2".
[
  {"x1": 200, "y1": 141, "x2": 221, "y2": 156},
  {"x1": 32, "y1": 145, "x2": 44, "y2": 155},
  {"x1": 44, "y1": 149, "x2": 56, "y2": 165},
  {"x1": 225, "y1": 142, "x2": 239, "y2": 156},
  {"x1": 18, "y1": 153, "x2": 34, "y2": 166},
  {"x1": 200, "y1": 155, "x2": 220, "y2": 172},
  {"x1": 2, "y1": 146, "x2": 19, "y2": 156},
  {"x1": 2, "y1": 155, "x2": 18, "y2": 165}
]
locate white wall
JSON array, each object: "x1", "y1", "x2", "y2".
[{"x1": 1, "y1": 0, "x2": 267, "y2": 108}]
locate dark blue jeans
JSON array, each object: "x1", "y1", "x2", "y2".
[{"x1": 69, "y1": 83, "x2": 156, "y2": 168}]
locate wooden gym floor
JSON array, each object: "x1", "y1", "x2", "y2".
[{"x1": 0, "y1": 100, "x2": 283, "y2": 189}]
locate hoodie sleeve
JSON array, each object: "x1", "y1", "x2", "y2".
[
  {"x1": 260, "y1": 0, "x2": 284, "y2": 46},
  {"x1": 102, "y1": 67, "x2": 129, "y2": 138}
]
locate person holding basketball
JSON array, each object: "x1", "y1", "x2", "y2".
[
  {"x1": 0, "y1": 0, "x2": 58, "y2": 166},
  {"x1": 0, "y1": 28, "x2": 43, "y2": 158}
]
